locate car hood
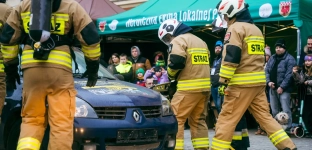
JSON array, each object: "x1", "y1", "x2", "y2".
[{"x1": 74, "y1": 78, "x2": 162, "y2": 107}]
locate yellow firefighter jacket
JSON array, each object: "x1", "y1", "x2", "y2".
[
  {"x1": 219, "y1": 21, "x2": 266, "y2": 87},
  {"x1": 167, "y1": 33, "x2": 210, "y2": 92},
  {"x1": 0, "y1": 3, "x2": 12, "y2": 75},
  {"x1": 0, "y1": 0, "x2": 100, "y2": 73}
]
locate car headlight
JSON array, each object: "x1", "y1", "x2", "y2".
[
  {"x1": 161, "y1": 95, "x2": 173, "y2": 116},
  {"x1": 75, "y1": 97, "x2": 98, "y2": 118}
]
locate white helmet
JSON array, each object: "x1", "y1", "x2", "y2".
[
  {"x1": 211, "y1": 14, "x2": 228, "y2": 33},
  {"x1": 218, "y1": 0, "x2": 245, "y2": 18},
  {"x1": 158, "y1": 19, "x2": 181, "y2": 45}
]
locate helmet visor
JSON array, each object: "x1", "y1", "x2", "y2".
[
  {"x1": 212, "y1": 13, "x2": 227, "y2": 33},
  {"x1": 161, "y1": 34, "x2": 173, "y2": 45}
]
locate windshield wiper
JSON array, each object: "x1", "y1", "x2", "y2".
[
  {"x1": 98, "y1": 76, "x2": 116, "y2": 80},
  {"x1": 73, "y1": 73, "x2": 83, "y2": 78}
]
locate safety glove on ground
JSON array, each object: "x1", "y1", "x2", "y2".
[
  {"x1": 82, "y1": 58, "x2": 99, "y2": 87},
  {"x1": 4, "y1": 59, "x2": 21, "y2": 91}
]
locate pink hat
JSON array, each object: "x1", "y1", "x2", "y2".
[{"x1": 304, "y1": 55, "x2": 312, "y2": 61}]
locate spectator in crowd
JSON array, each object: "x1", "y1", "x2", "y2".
[
  {"x1": 134, "y1": 68, "x2": 145, "y2": 87},
  {"x1": 299, "y1": 35, "x2": 312, "y2": 67},
  {"x1": 144, "y1": 66, "x2": 169, "y2": 84},
  {"x1": 266, "y1": 39, "x2": 296, "y2": 131},
  {"x1": 255, "y1": 45, "x2": 271, "y2": 135},
  {"x1": 114, "y1": 53, "x2": 133, "y2": 82},
  {"x1": 107, "y1": 53, "x2": 120, "y2": 74},
  {"x1": 153, "y1": 51, "x2": 166, "y2": 68},
  {"x1": 129, "y1": 46, "x2": 152, "y2": 81},
  {"x1": 145, "y1": 76, "x2": 155, "y2": 89},
  {"x1": 293, "y1": 55, "x2": 312, "y2": 135},
  {"x1": 210, "y1": 40, "x2": 223, "y2": 114}
]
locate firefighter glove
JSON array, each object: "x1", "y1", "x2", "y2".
[
  {"x1": 81, "y1": 59, "x2": 99, "y2": 87},
  {"x1": 218, "y1": 84, "x2": 227, "y2": 96},
  {"x1": 4, "y1": 63, "x2": 21, "y2": 91}
]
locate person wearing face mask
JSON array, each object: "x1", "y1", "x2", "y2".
[
  {"x1": 299, "y1": 35, "x2": 312, "y2": 67},
  {"x1": 293, "y1": 55, "x2": 312, "y2": 135},
  {"x1": 158, "y1": 19, "x2": 211, "y2": 150},
  {"x1": 266, "y1": 39, "x2": 296, "y2": 132},
  {"x1": 211, "y1": 0, "x2": 297, "y2": 150}
]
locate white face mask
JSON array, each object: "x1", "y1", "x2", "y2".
[{"x1": 211, "y1": 14, "x2": 228, "y2": 33}]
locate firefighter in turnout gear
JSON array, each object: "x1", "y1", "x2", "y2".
[
  {"x1": 211, "y1": 0, "x2": 297, "y2": 150},
  {"x1": 158, "y1": 19, "x2": 211, "y2": 150},
  {"x1": 0, "y1": 0, "x2": 101, "y2": 149},
  {"x1": 212, "y1": 4, "x2": 250, "y2": 150},
  {"x1": 0, "y1": 0, "x2": 12, "y2": 123}
]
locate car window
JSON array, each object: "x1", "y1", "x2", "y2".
[{"x1": 72, "y1": 50, "x2": 116, "y2": 79}]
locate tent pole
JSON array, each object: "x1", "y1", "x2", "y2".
[
  {"x1": 263, "y1": 24, "x2": 266, "y2": 45},
  {"x1": 296, "y1": 29, "x2": 301, "y2": 65}
]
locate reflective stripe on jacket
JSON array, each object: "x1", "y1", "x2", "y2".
[
  {"x1": 219, "y1": 22, "x2": 266, "y2": 87},
  {"x1": 169, "y1": 33, "x2": 211, "y2": 92},
  {"x1": 21, "y1": 50, "x2": 72, "y2": 71}
]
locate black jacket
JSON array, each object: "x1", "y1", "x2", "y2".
[{"x1": 211, "y1": 56, "x2": 222, "y2": 87}]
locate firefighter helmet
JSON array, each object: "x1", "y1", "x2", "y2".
[
  {"x1": 218, "y1": 0, "x2": 245, "y2": 18},
  {"x1": 158, "y1": 19, "x2": 181, "y2": 45}
]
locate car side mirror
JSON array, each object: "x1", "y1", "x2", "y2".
[{"x1": 114, "y1": 74, "x2": 124, "y2": 81}]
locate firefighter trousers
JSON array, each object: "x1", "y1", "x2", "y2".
[
  {"x1": 171, "y1": 91, "x2": 210, "y2": 150},
  {"x1": 17, "y1": 67, "x2": 76, "y2": 150},
  {"x1": 231, "y1": 115, "x2": 249, "y2": 150},
  {"x1": 212, "y1": 86, "x2": 296, "y2": 150}
]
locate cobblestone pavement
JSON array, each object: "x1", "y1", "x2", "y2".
[{"x1": 184, "y1": 129, "x2": 311, "y2": 150}]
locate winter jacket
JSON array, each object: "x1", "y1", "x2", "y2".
[
  {"x1": 129, "y1": 56, "x2": 151, "y2": 81},
  {"x1": 293, "y1": 69, "x2": 312, "y2": 95},
  {"x1": 114, "y1": 61, "x2": 133, "y2": 82},
  {"x1": 211, "y1": 56, "x2": 222, "y2": 87},
  {"x1": 266, "y1": 52, "x2": 296, "y2": 92},
  {"x1": 143, "y1": 69, "x2": 169, "y2": 84}
]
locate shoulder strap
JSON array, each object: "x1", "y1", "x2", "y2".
[{"x1": 69, "y1": 46, "x2": 79, "y2": 73}]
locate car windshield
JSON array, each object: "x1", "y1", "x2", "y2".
[{"x1": 72, "y1": 50, "x2": 116, "y2": 80}]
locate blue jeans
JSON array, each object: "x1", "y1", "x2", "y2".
[
  {"x1": 211, "y1": 87, "x2": 224, "y2": 113},
  {"x1": 269, "y1": 88, "x2": 292, "y2": 129}
]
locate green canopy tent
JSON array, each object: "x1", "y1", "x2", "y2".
[{"x1": 97, "y1": 0, "x2": 312, "y2": 63}]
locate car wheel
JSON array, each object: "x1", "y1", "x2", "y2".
[{"x1": 6, "y1": 119, "x2": 21, "y2": 150}]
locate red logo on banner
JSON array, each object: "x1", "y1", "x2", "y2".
[
  {"x1": 99, "y1": 21, "x2": 106, "y2": 32},
  {"x1": 279, "y1": 1, "x2": 292, "y2": 17}
]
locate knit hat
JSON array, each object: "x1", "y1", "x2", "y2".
[
  {"x1": 265, "y1": 46, "x2": 271, "y2": 56},
  {"x1": 304, "y1": 55, "x2": 312, "y2": 61},
  {"x1": 215, "y1": 40, "x2": 223, "y2": 48},
  {"x1": 154, "y1": 66, "x2": 162, "y2": 72},
  {"x1": 275, "y1": 39, "x2": 286, "y2": 49},
  {"x1": 136, "y1": 68, "x2": 145, "y2": 75}
]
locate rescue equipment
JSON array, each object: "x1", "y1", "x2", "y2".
[{"x1": 29, "y1": 0, "x2": 55, "y2": 60}]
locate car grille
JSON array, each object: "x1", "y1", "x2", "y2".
[
  {"x1": 140, "y1": 106, "x2": 161, "y2": 118},
  {"x1": 94, "y1": 106, "x2": 161, "y2": 120},
  {"x1": 94, "y1": 107, "x2": 127, "y2": 120}
]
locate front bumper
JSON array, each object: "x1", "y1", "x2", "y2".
[{"x1": 73, "y1": 110, "x2": 177, "y2": 150}]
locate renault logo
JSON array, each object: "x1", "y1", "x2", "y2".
[{"x1": 133, "y1": 110, "x2": 140, "y2": 122}]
